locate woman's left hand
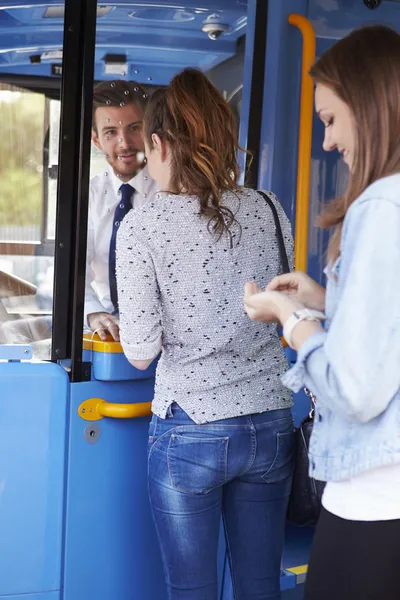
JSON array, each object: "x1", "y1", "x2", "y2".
[{"x1": 244, "y1": 282, "x2": 305, "y2": 324}]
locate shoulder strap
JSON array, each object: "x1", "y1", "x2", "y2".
[{"x1": 257, "y1": 191, "x2": 290, "y2": 274}]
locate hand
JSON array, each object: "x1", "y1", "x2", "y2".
[
  {"x1": 244, "y1": 282, "x2": 304, "y2": 324},
  {"x1": 266, "y1": 271, "x2": 326, "y2": 311},
  {"x1": 87, "y1": 312, "x2": 120, "y2": 342}
]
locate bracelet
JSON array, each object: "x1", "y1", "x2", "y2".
[{"x1": 283, "y1": 309, "x2": 325, "y2": 349}]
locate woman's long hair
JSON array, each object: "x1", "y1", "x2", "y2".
[
  {"x1": 311, "y1": 25, "x2": 400, "y2": 262},
  {"x1": 143, "y1": 68, "x2": 242, "y2": 239}
]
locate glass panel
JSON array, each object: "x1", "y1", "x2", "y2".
[
  {"x1": 0, "y1": 4, "x2": 64, "y2": 360},
  {"x1": 84, "y1": 2, "x2": 247, "y2": 347},
  {"x1": 46, "y1": 98, "x2": 61, "y2": 240}
]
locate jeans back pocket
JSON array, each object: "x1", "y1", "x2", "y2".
[
  {"x1": 167, "y1": 433, "x2": 229, "y2": 495},
  {"x1": 261, "y1": 430, "x2": 295, "y2": 484}
]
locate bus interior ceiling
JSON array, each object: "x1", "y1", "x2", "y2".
[{"x1": 0, "y1": 0, "x2": 247, "y2": 92}]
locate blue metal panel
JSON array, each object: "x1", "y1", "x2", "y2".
[
  {"x1": 63, "y1": 379, "x2": 167, "y2": 600},
  {"x1": 0, "y1": 344, "x2": 32, "y2": 359},
  {"x1": 306, "y1": 63, "x2": 344, "y2": 285},
  {"x1": 0, "y1": 362, "x2": 69, "y2": 597},
  {"x1": 309, "y1": 0, "x2": 400, "y2": 38},
  {"x1": 0, "y1": 593, "x2": 60, "y2": 600},
  {"x1": 281, "y1": 570, "x2": 297, "y2": 591},
  {"x1": 258, "y1": 0, "x2": 400, "y2": 283},
  {"x1": 238, "y1": 0, "x2": 257, "y2": 177},
  {"x1": 258, "y1": 0, "x2": 308, "y2": 224},
  {"x1": 82, "y1": 348, "x2": 157, "y2": 381},
  {"x1": 306, "y1": 0, "x2": 400, "y2": 284}
]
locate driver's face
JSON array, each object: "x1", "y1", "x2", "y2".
[{"x1": 92, "y1": 102, "x2": 145, "y2": 181}]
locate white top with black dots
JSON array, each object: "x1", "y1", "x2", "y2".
[{"x1": 116, "y1": 188, "x2": 294, "y2": 424}]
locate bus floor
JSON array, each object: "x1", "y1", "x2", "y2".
[
  {"x1": 220, "y1": 523, "x2": 314, "y2": 599},
  {"x1": 281, "y1": 523, "x2": 315, "y2": 599}
]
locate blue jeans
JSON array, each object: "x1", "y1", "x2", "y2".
[{"x1": 148, "y1": 403, "x2": 295, "y2": 600}]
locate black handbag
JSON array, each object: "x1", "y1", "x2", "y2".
[
  {"x1": 258, "y1": 191, "x2": 325, "y2": 527},
  {"x1": 286, "y1": 390, "x2": 325, "y2": 526}
]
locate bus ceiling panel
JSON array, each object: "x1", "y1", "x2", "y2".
[
  {"x1": 0, "y1": 1, "x2": 246, "y2": 83},
  {"x1": 94, "y1": 4, "x2": 247, "y2": 34},
  {"x1": 0, "y1": 34, "x2": 236, "y2": 59},
  {"x1": 0, "y1": 0, "x2": 247, "y2": 17},
  {"x1": 0, "y1": 1, "x2": 247, "y2": 33},
  {"x1": 0, "y1": 20, "x2": 244, "y2": 40},
  {"x1": 308, "y1": 0, "x2": 400, "y2": 39},
  {"x1": 0, "y1": 28, "x2": 240, "y2": 48},
  {"x1": 94, "y1": 30, "x2": 238, "y2": 51},
  {"x1": 0, "y1": 62, "x2": 228, "y2": 87},
  {"x1": 0, "y1": 50, "x2": 236, "y2": 86}
]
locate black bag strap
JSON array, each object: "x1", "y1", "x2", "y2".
[{"x1": 257, "y1": 191, "x2": 290, "y2": 274}]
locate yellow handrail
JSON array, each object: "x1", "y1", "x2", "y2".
[
  {"x1": 99, "y1": 400, "x2": 152, "y2": 419},
  {"x1": 288, "y1": 14, "x2": 316, "y2": 272},
  {"x1": 78, "y1": 398, "x2": 152, "y2": 421}
]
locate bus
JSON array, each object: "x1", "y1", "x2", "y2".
[{"x1": 0, "y1": 1, "x2": 394, "y2": 599}]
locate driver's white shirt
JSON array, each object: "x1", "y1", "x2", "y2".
[{"x1": 84, "y1": 164, "x2": 158, "y2": 322}]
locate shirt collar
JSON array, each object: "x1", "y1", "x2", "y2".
[{"x1": 108, "y1": 164, "x2": 151, "y2": 198}]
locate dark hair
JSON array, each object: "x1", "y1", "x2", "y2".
[
  {"x1": 143, "y1": 68, "x2": 243, "y2": 240},
  {"x1": 311, "y1": 25, "x2": 400, "y2": 262},
  {"x1": 92, "y1": 80, "x2": 148, "y2": 132}
]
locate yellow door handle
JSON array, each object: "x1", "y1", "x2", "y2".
[{"x1": 78, "y1": 398, "x2": 152, "y2": 421}]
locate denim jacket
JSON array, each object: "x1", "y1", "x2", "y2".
[{"x1": 283, "y1": 174, "x2": 400, "y2": 482}]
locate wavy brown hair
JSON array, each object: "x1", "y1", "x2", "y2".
[
  {"x1": 143, "y1": 68, "x2": 242, "y2": 239},
  {"x1": 311, "y1": 25, "x2": 400, "y2": 262}
]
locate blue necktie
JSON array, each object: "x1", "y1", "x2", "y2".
[{"x1": 109, "y1": 183, "x2": 134, "y2": 313}]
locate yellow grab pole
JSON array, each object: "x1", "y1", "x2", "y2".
[{"x1": 288, "y1": 14, "x2": 316, "y2": 272}]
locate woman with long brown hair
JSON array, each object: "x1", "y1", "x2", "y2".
[
  {"x1": 116, "y1": 68, "x2": 295, "y2": 599},
  {"x1": 244, "y1": 25, "x2": 400, "y2": 599}
]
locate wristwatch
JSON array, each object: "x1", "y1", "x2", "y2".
[{"x1": 283, "y1": 308, "x2": 325, "y2": 349}]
